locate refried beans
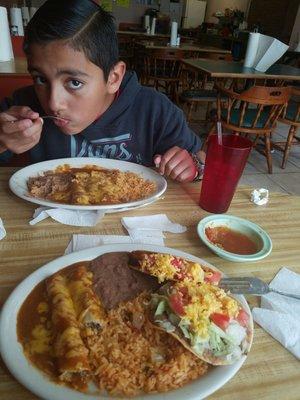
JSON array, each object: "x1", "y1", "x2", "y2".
[{"x1": 90, "y1": 252, "x2": 160, "y2": 310}]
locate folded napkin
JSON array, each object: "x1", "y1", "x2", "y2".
[
  {"x1": 252, "y1": 267, "x2": 300, "y2": 359},
  {"x1": 0, "y1": 218, "x2": 6, "y2": 240},
  {"x1": 65, "y1": 233, "x2": 165, "y2": 255},
  {"x1": 29, "y1": 207, "x2": 105, "y2": 227},
  {"x1": 121, "y1": 214, "x2": 187, "y2": 238}
]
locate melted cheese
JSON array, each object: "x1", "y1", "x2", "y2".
[
  {"x1": 141, "y1": 254, "x2": 205, "y2": 283},
  {"x1": 178, "y1": 282, "x2": 239, "y2": 339},
  {"x1": 28, "y1": 323, "x2": 52, "y2": 354}
]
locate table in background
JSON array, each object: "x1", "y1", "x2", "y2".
[
  {"x1": 0, "y1": 166, "x2": 300, "y2": 400},
  {"x1": 181, "y1": 59, "x2": 300, "y2": 82},
  {"x1": 137, "y1": 41, "x2": 231, "y2": 55}
]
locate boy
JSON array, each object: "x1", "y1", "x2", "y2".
[{"x1": 0, "y1": 0, "x2": 204, "y2": 182}]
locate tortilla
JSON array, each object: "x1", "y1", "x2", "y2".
[{"x1": 46, "y1": 272, "x2": 91, "y2": 384}]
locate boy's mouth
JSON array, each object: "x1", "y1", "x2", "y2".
[{"x1": 53, "y1": 118, "x2": 70, "y2": 128}]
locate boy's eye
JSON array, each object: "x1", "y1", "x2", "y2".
[
  {"x1": 67, "y1": 80, "x2": 83, "y2": 90},
  {"x1": 33, "y1": 76, "x2": 47, "y2": 85}
]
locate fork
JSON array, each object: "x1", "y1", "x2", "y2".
[
  {"x1": 40, "y1": 115, "x2": 66, "y2": 121},
  {"x1": 10, "y1": 115, "x2": 66, "y2": 123},
  {"x1": 219, "y1": 277, "x2": 300, "y2": 300}
]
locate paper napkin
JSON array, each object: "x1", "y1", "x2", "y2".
[
  {"x1": 0, "y1": 218, "x2": 6, "y2": 240},
  {"x1": 65, "y1": 233, "x2": 165, "y2": 255},
  {"x1": 252, "y1": 267, "x2": 300, "y2": 359},
  {"x1": 250, "y1": 188, "x2": 269, "y2": 206},
  {"x1": 29, "y1": 207, "x2": 105, "y2": 227},
  {"x1": 121, "y1": 214, "x2": 187, "y2": 237}
]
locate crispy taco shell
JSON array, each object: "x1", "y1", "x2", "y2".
[
  {"x1": 128, "y1": 251, "x2": 221, "y2": 284},
  {"x1": 148, "y1": 282, "x2": 253, "y2": 366}
]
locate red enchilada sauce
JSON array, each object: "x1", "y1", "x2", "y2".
[{"x1": 205, "y1": 226, "x2": 258, "y2": 255}]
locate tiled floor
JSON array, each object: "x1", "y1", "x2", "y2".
[{"x1": 189, "y1": 118, "x2": 300, "y2": 196}]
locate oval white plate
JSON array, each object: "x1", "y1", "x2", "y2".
[
  {"x1": 9, "y1": 158, "x2": 167, "y2": 211},
  {"x1": 0, "y1": 244, "x2": 253, "y2": 400}
]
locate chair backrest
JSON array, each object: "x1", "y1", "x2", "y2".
[
  {"x1": 144, "y1": 48, "x2": 184, "y2": 79},
  {"x1": 11, "y1": 36, "x2": 26, "y2": 58},
  {"x1": 0, "y1": 75, "x2": 33, "y2": 102},
  {"x1": 215, "y1": 83, "x2": 291, "y2": 133},
  {"x1": 118, "y1": 22, "x2": 141, "y2": 31},
  {"x1": 281, "y1": 86, "x2": 300, "y2": 125}
]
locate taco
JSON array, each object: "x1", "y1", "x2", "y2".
[
  {"x1": 149, "y1": 280, "x2": 252, "y2": 366},
  {"x1": 129, "y1": 251, "x2": 222, "y2": 284}
]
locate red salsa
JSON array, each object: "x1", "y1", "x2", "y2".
[{"x1": 205, "y1": 226, "x2": 259, "y2": 255}]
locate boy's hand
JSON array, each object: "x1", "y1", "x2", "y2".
[
  {"x1": 154, "y1": 146, "x2": 197, "y2": 182},
  {"x1": 0, "y1": 106, "x2": 43, "y2": 154}
]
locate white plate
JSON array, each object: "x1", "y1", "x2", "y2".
[
  {"x1": 0, "y1": 244, "x2": 253, "y2": 400},
  {"x1": 9, "y1": 158, "x2": 167, "y2": 211}
]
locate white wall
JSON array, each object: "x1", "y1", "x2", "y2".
[{"x1": 204, "y1": 0, "x2": 250, "y2": 23}]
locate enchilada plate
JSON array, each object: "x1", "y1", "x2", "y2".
[
  {"x1": 0, "y1": 244, "x2": 253, "y2": 400},
  {"x1": 8, "y1": 157, "x2": 167, "y2": 211}
]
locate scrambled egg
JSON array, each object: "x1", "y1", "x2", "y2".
[
  {"x1": 141, "y1": 253, "x2": 205, "y2": 283},
  {"x1": 178, "y1": 281, "x2": 239, "y2": 340}
]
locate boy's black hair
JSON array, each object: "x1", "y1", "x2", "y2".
[{"x1": 23, "y1": 0, "x2": 119, "y2": 81}]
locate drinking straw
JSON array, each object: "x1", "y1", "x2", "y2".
[{"x1": 217, "y1": 121, "x2": 223, "y2": 146}]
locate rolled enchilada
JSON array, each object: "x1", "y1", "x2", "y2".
[
  {"x1": 67, "y1": 264, "x2": 106, "y2": 332},
  {"x1": 46, "y1": 272, "x2": 91, "y2": 385}
]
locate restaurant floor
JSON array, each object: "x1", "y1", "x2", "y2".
[{"x1": 189, "y1": 117, "x2": 300, "y2": 196}]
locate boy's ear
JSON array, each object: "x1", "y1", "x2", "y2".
[{"x1": 107, "y1": 61, "x2": 126, "y2": 94}]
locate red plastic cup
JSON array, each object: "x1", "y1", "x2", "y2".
[{"x1": 199, "y1": 134, "x2": 252, "y2": 213}]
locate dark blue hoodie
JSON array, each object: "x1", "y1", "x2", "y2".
[{"x1": 0, "y1": 71, "x2": 202, "y2": 165}]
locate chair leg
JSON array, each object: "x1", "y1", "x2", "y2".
[
  {"x1": 205, "y1": 102, "x2": 212, "y2": 121},
  {"x1": 281, "y1": 125, "x2": 296, "y2": 169},
  {"x1": 265, "y1": 134, "x2": 273, "y2": 174},
  {"x1": 187, "y1": 102, "x2": 194, "y2": 123}
]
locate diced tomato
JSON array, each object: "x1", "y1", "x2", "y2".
[
  {"x1": 178, "y1": 287, "x2": 190, "y2": 305},
  {"x1": 210, "y1": 313, "x2": 230, "y2": 330},
  {"x1": 171, "y1": 257, "x2": 183, "y2": 269},
  {"x1": 169, "y1": 293, "x2": 185, "y2": 316},
  {"x1": 236, "y1": 309, "x2": 249, "y2": 327},
  {"x1": 204, "y1": 270, "x2": 222, "y2": 285}
]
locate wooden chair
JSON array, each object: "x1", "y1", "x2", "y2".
[
  {"x1": 118, "y1": 35, "x2": 135, "y2": 69},
  {"x1": 271, "y1": 87, "x2": 300, "y2": 168},
  {"x1": 11, "y1": 36, "x2": 26, "y2": 58},
  {"x1": 207, "y1": 84, "x2": 291, "y2": 173},
  {"x1": 0, "y1": 75, "x2": 33, "y2": 100},
  {"x1": 143, "y1": 48, "x2": 184, "y2": 103},
  {"x1": 0, "y1": 76, "x2": 33, "y2": 167},
  {"x1": 180, "y1": 53, "x2": 232, "y2": 123}
]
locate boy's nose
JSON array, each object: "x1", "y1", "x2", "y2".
[{"x1": 48, "y1": 85, "x2": 66, "y2": 115}]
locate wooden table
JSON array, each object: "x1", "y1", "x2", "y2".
[
  {"x1": 137, "y1": 41, "x2": 231, "y2": 55},
  {"x1": 0, "y1": 166, "x2": 300, "y2": 400},
  {"x1": 0, "y1": 58, "x2": 28, "y2": 76},
  {"x1": 181, "y1": 59, "x2": 300, "y2": 81}
]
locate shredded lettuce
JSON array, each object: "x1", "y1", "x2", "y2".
[
  {"x1": 155, "y1": 319, "x2": 176, "y2": 333},
  {"x1": 209, "y1": 323, "x2": 239, "y2": 357},
  {"x1": 179, "y1": 324, "x2": 190, "y2": 339},
  {"x1": 192, "y1": 342, "x2": 204, "y2": 355},
  {"x1": 154, "y1": 300, "x2": 167, "y2": 316}
]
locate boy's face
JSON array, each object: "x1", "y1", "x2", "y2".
[{"x1": 27, "y1": 41, "x2": 125, "y2": 135}]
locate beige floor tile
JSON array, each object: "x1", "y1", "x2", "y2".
[
  {"x1": 247, "y1": 149, "x2": 300, "y2": 173},
  {"x1": 239, "y1": 174, "x2": 287, "y2": 193},
  {"x1": 268, "y1": 173, "x2": 300, "y2": 195}
]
